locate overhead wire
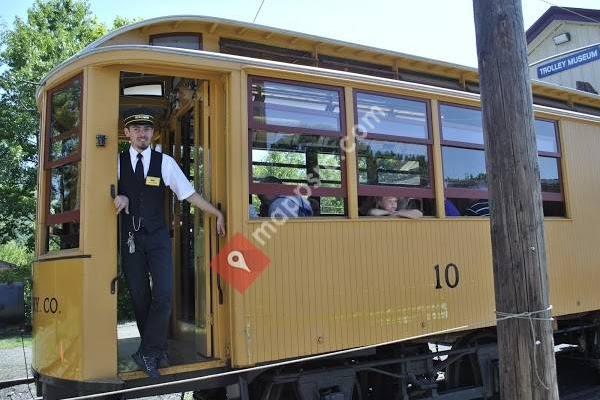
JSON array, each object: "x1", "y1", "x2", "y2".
[
  {"x1": 537, "y1": 0, "x2": 600, "y2": 25},
  {"x1": 252, "y1": 0, "x2": 267, "y2": 23},
  {"x1": 20, "y1": 328, "x2": 36, "y2": 399}
]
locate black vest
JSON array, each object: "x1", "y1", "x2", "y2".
[{"x1": 119, "y1": 150, "x2": 166, "y2": 233}]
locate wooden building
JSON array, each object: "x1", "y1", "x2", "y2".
[{"x1": 527, "y1": 6, "x2": 600, "y2": 94}]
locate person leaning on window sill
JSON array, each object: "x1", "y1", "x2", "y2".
[{"x1": 367, "y1": 196, "x2": 423, "y2": 219}]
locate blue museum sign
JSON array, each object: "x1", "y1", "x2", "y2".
[{"x1": 537, "y1": 45, "x2": 600, "y2": 79}]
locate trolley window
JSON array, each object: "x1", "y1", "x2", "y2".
[
  {"x1": 43, "y1": 75, "x2": 82, "y2": 252},
  {"x1": 353, "y1": 91, "x2": 435, "y2": 216},
  {"x1": 440, "y1": 104, "x2": 564, "y2": 216},
  {"x1": 249, "y1": 77, "x2": 346, "y2": 217},
  {"x1": 149, "y1": 33, "x2": 202, "y2": 50}
]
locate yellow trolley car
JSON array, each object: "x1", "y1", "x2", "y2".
[{"x1": 32, "y1": 16, "x2": 600, "y2": 399}]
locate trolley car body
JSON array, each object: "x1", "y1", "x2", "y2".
[{"x1": 32, "y1": 16, "x2": 600, "y2": 399}]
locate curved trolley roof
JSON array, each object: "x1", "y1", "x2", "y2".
[{"x1": 38, "y1": 15, "x2": 600, "y2": 116}]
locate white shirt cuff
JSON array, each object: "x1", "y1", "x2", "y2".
[{"x1": 178, "y1": 187, "x2": 196, "y2": 201}]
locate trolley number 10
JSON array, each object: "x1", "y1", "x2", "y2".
[{"x1": 434, "y1": 263, "x2": 460, "y2": 289}]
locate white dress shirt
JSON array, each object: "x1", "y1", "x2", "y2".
[{"x1": 117, "y1": 146, "x2": 196, "y2": 201}]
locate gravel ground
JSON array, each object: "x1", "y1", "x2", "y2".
[
  {"x1": 0, "y1": 341, "x2": 35, "y2": 400},
  {"x1": 0, "y1": 325, "x2": 189, "y2": 400}
]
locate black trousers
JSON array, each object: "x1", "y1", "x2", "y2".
[{"x1": 121, "y1": 226, "x2": 173, "y2": 356}]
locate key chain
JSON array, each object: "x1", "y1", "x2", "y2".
[
  {"x1": 127, "y1": 232, "x2": 135, "y2": 254},
  {"x1": 127, "y1": 216, "x2": 142, "y2": 254}
]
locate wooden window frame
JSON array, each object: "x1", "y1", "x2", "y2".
[
  {"x1": 353, "y1": 89, "x2": 435, "y2": 199},
  {"x1": 44, "y1": 75, "x2": 83, "y2": 169},
  {"x1": 439, "y1": 103, "x2": 564, "y2": 203},
  {"x1": 44, "y1": 74, "x2": 83, "y2": 241},
  {"x1": 248, "y1": 76, "x2": 347, "y2": 205},
  {"x1": 149, "y1": 32, "x2": 203, "y2": 50},
  {"x1": 220, "y1": 38, "x2": 315, "y2": 66},
  {"x1": 536, "y1": 118, "x2": 563, "y2": 202},
  {"x1": 317, "y1": 54, "x2": 396, "y2": 79}
]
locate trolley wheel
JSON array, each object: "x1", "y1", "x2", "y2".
[
  {"x1": 352, "y1": 374, "x2": 365, "y2": 400},
  {"x1": 35, "y1": 379, "x2": 43, "y2": 398},
  {"x1": 446, "y1": 330, "x2": 497, "y2": 389}
]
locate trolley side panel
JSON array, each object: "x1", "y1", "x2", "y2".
[{"x1": 32, "y1": 259, "x2": 85, "y2": 381}]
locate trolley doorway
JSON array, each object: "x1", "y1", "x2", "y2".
[
  {"x1": 172, "y1": 80, "x2": 213, "y2": 358},
  {"x1": 116, "y1": 71, "x2": 218, "y2": 373}
]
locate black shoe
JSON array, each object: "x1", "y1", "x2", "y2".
[
  {"x1": 132, "y1": 351, "x2": 161, "y2": 378},
  {"x1": 158, "y1": 351, "x2": 170, "y2": 368}
]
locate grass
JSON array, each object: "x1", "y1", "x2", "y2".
[{"x1": 0, "y1": 328, "x2": 32, "y2": 350}]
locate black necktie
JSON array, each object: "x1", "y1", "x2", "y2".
[{"x1": 135, "y1": 153, "x2": 144, "y2": 182}]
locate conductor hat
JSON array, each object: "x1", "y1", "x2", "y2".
[{"x1": 123, "y1": 107, "x2": 155, "y2": 127}]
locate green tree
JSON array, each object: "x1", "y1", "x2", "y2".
[{"x1": 0, "y1": 0, "x2": 137, "y2": 249}]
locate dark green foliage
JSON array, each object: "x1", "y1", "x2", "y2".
[
  {"x1": 0, "y1": 0, "x2": 137, "y2": 249},
  {"x1": 0, "y1": 0, "x2": 140, "y2": 323}
]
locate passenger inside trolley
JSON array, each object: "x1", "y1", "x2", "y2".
[{"x1": 367, "y1": 196, "x2": 423, "y2": 219}]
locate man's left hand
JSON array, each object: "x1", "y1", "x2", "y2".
[{"x1": 216, "y1": 212, "x2": 226, "y2": 236}]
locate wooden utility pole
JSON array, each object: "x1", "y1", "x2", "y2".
[{"x1": 472, "y1": 1, "x2": 559, "y2": 399}]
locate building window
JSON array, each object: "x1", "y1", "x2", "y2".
[
  {"x1": 353, "y1": 91, "x2": 434, "y2": 216},
  {"x1": 150, "y1": 33, "x2": 202, "y2": 50},
  {"x1": 576, "y1": 81, "x2": 598, "y2": 95},
  {"x1": 249, "y1": 77, "x2": 346, "y2": 217},
  {"x1": 440, "y1": 103, "x2": 564, "y2": 216},
  {"x1": 44, "y1": 75, "x2": 82, "y2": 251}
]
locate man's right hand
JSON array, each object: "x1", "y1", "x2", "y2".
[{"x1": 114, "y1": 195, "x2": 130, "y2": 215}]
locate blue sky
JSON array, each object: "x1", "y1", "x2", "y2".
[{"x1": 1, "y1": 0, "x2": 599, "y2": 67}]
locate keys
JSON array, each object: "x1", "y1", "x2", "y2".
[{"x1": 127, "y1": 232, "x2": 135, "y2": 254}]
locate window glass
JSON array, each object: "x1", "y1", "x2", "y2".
[
  {"x1": 46, "y1": 222, "x2": 80, "y2": 251},
  {"x1": 445, "y1": 198, "x2": 488, "y2": 217},
  {"x1": 357, "y1": 139, "x2": 430, "y2": 187},
  {"x1": 49, "y1": 78, "x2": 81, "y2": 160},
  {"x1": 49, "y1": 163, "x2": 80, "y2": 214},
  {"x1": 543, "y1": 201, "x2": 564, "y2": 217},
  {"x1": 355, "y1": 92, "x2": 428, "y2": 139},
  {"x1": 151, "y1": 34, "x2": 201, "y2": 50},
  {"x1": 535, "y1": 120, "x2": 558, "y2": 153},
  {"x1": 251, "y1": 131, "x2": 342, "y2": 188},
  {"x1": 440, "y1": 105, "x2": 483, "y2": 145},
  {"x1": 123, "y1": 84, "x2": 163, "y2": 97},
  {"x1": 539, "y1": 156, "x2": 560, "y2": 193},
  {"x1": 442, "y1": 147, "x2": 487, "y2": 189},
  {"x1": 50, "y1": 136, "x2": 80, "y2": 161},
  {"x1": 319, "y1": 196, "x2": 345, "y2": 215},
  {"x1": 44, "y1": 75, "x2": 82, "y2": 253},
  {"x1": 251, "y1": 80, "x2": 341, "y2": 131}
]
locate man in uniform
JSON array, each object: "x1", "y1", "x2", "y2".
[{"x1": 114, "y1": 108, "x2": 225, "y2": 378}]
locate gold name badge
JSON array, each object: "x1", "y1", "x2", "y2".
[{"x1": 145, "y1": 176, "x2": 161, "y2": 186}]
